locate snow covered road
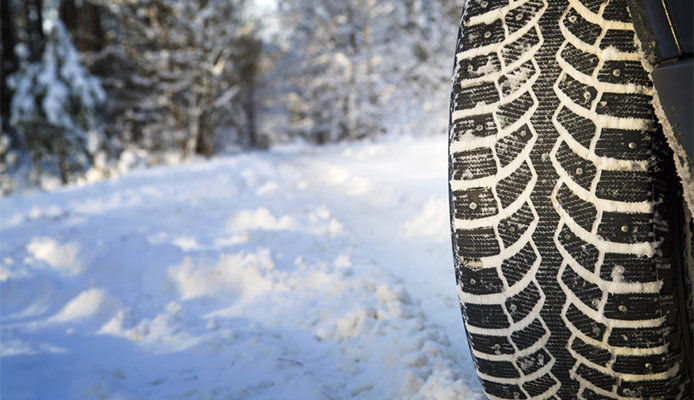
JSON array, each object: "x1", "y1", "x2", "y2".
[{"x1": 1, "y1": 136, "x2": 483, "y2": 399}]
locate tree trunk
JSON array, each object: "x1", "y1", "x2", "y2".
[
  {"x1": 194, "y1": 108, "x2": 212, "y2": 157},
  {"x1": 193, "y1": 73, "x2": 213, "y2": 157},
  {"x1": 59, "y1": 0, "x2": 78, "y2": 30},
  {"x1": 61, "y1": 0, "x2": 105, "y2": 52},
  {"x1": 24, "y1": 0, "x2": 44, "y2": 62},
  {"x1": 84, "y1": 3, "x2": 104, "y2": 52},
  {"x1": 244, "y1": 84, "x2": 257, "y2": 148},
  {"x1": 344, "y1": 30, "x2": 358, "y2": 141},
  {"x1": 57, "y1": 132, "x2": 68, "y2": 184},
  {"x1": 1, "y1": 0, "x2": 18, "y2": 136}
]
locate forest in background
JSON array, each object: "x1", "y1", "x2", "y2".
[{"x1": 0, "y1": 0, "x2": 461, "y2": 193}]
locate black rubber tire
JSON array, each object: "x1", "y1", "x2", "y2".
[{"x1": 447, "y1": 0, "x2": 694, "y2": 398}]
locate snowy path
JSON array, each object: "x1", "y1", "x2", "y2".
[{"x1": 1, "y1": 136, "x2": 483, "y2": 399}]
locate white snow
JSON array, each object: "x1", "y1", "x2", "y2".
[
  {"x1": 48, "y1": 288, "x2": 110, "y2": 323},
  {"x1": 0, "y1": 135, "x2": 483, "y2": 399},
  {"x1": 25, "y1": 237, "x2": 85, "y2": 275}
]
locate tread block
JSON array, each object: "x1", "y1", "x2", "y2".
[
  {"x1": 462, "y1": 19, "x2": 506, "y2": 50},
  {"x1": 495, "y1": 124, "x2": 532, "y2": 168},
  {"x1": 496, "y1": 161, "x2": 532, "y2": 208},
  {"x1": 452, "y1": 187, "x2": 498, "y2": 219},
  {"x1": 596, "y1": 170, "x2": 651, "y2": 203},
  {"x1": 600, "y1": 253, "x2": 657, "y2": 283},
  {"x1": 480, "y1": 379, "x2": 527, "y2": 399},
  {"x1": 496, "y1": 92, "x2": 535, "y2": 128},
  {"x1": 582, "y1": 0, "x2": 606, "y2": 13},
  {"x1": 558, "y1": 73, "x2": 597, "y2": 110},
  {"x1": 500, "y1": 26, "x2": 540, "y2": 66},
  {"x1": 504, "y1": 0, "x2": 544, "y2": 34},
  {"x1": 455, "y1": 21, "x2": 466, "y2": 54},
  {"x1": 455, "y1": 81, "x2": 500, "y2": 110},
  {"x1": 604, "y1": 293, "x2": 660, "y2": 320},
  {"x1": 571, "y1": 336, "x2": 611, "y2": 366},
  {"x1": 515, "y1": 348, "x2": 551, "y2": 375},
  {"x1": 457, "y1": 264, "x2": 505, "y2": 295},
  {"x1": 469, "y1": 332, "x2": 516, "y2": 355},
  {"x1": 656, "y1": 269, "x2": 676, "y2": 298},
  {"x1": 617, "y1": 378, "x2": 677, "y2": 398},
  {"x1": 505, "y1": 281, "x2": 541, "y2": 322},
  {"x1": 451, "y1": 113, "x2": 498, "y2": 141},
  {"x1": 595, "y1": 92, "x2": 654, "y2": 120},
  {"x1": 465, "y1": 0, "x2": 508, "y2": 16},
  {"x1": 566, "y1": 303, "x2": 606, "y2": 341},
  {"x1": 563, "y1": 8, "x2": 602, "y2": 45},
  {"x1": 597, "y1": 60, "x2": 651, "y2": 86},
  {"x1": 595, "y1": 128, "x2": 652, "y2": 161},
  {"x1": 575, "y1": 363, "x2": 615, "y2": 392},
  {"x1": 602, "y1": 0, "x2": 630, "y2": 22},
  {"x1": 558, "y1": 225, "x2": 599, "y2": 271},
  {"x1": 523, "y1": 373, "x2": 558, "y2": 397},
  {"x1": 500, "y1": 242, "x2": 537, "y2": 286},
  {"x1": 613, "y1": 353, "x2": 668, "y2": 375},
  {"x1": 561, "y1": 265, "x2": 603, "y2": 311},
  {"x1": 476, "y1": 357, "x2": 521, "y2": 378},
  {"x1": 454, "y1": 227, "x2": 501, "y2": 258},
  {"x1": 457, "y1": 53, "x2": 502, "y2": 80},
  {"x1": 511, "y1": 318, "x2": 546, "y2": 350},
  {"x1": 597, "y1": 211, "x2": 653, "y2": 244},
  {"x1": 555, "y1": 106, "x2": 596, "y2": 148},
  {"x1": 608, "y1": 326, "x2": 665, "y2": 348},
  {"x1": 451, "y1": 148, "x2": 498, "y2": 181},
  {"x1": 556, "y1": 141, "x2": 596, "y2": 191},
  {"x1": 498, "y1": 60, "x2": 536, "y2": 98},
  {"x1": 463, "y1": 303, "x2": 510, "y2": 329},
  {"x1": 497, "y1": 202, "x2": 534, "y2": 248},
  {"x1": 556, "y1": 183, "x2": 597, "y2": 231},
  {"x1": 560, "y1": 42, "x2": 599, "y2": 76},
  {"x1": 580, "y1": 387, "x2": 617, "y2": 400},
  {"x1": 599, "y1": 29, "x2": 636, "y2": 52}
]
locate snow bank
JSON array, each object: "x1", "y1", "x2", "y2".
[
  {"x1": 25, "y1": 237, "x2": 85, "y2": 275},
  {"x1": 0, "y1": 136, "x2": 482, "y2": 399},
  {"x1": 169, "y1": 250, "x2": 276, "y2": 301}
]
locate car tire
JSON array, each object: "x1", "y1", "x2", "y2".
[{"x1": 448, "y1": 0, "x2": 694, "y2": 398}]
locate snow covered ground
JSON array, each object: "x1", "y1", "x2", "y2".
[{"x1": 0, "y1": 136, "x2": 483, "y2": 399}]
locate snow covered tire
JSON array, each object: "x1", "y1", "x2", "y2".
[{"x1": 448, "y1": 0, "x2": 694, "y2": 398}]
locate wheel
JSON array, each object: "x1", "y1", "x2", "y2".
[{"x1": 448, "y1": 0, "x2": 694, "y2": 398}]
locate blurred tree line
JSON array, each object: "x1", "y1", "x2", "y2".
[{"x1": 0, "y1": 0, "x2": 460, "y2": 192}]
